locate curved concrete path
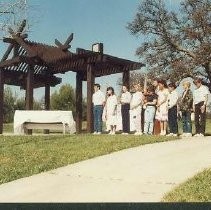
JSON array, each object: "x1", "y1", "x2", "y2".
[{"x1": 0, "y1": 137, "x2": 211, "y2": 202}]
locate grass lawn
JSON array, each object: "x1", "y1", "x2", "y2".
[
  {"x1": 4, "y1": 118, "x2": 211, "y2": 135},
  {"x1": 3, "y1": 123, "x2": 13, "y2": 133},
  {"x1": 163, "y1": 169, "x2": 211, "y2": 202},
  {"x1": 0, "y1": 134, "x2": 177, "y2": 185}
]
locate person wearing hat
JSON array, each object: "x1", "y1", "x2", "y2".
[{"x1": 193, "y1": 78, "x2": 209, "y2": 137}]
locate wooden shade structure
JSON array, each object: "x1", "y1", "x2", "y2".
[{"x1": 0, "y1": 22, "x2": 145, "y2": 134}]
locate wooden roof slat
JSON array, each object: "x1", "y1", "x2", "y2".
[
  {"x1": 16, "y1": 62, "x2": 25, "y2": 72},
  {"x1": 0, "y1": 33, "x2": 144, "y2": 87}
]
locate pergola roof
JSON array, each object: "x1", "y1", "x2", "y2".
[{"x1": 0, "y1": 32, "x2": 144, "y2": 88}]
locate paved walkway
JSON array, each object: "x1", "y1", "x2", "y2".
[{"x1": 0, "y1": 137, "x2": 211, "y2": 202}]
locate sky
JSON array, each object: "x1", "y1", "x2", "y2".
[{"x1": 0, "y1": 0, "x2": 180, "y2": 100}]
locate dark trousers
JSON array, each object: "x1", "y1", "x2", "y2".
[
  {"x1": 182, "y1": 111, "x2": 192, "y2": 133},
  {"x1": 195, "y1": 102, "x2": 206, "y2": 135},
  {"x1": 168, "y1": 106, "x2": 178, "y2": 134},
  {"x1": 121, "y1": 104, "x2": 130, "y2": 133},
  {"x1": 93, "y1": 105, "x2": 103, "y2": 132}
]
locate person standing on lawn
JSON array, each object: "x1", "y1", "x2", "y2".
[
  {"x1": 193, "y1": 78, "x2": 209, "y2": 137},
  {"x1": 104, "y1": 87, "x2": 118, "y2": 135},
  {"x1": 152, "y1": 79, "x2": 161, "y2": 135},
  {"x1": 179, "y1": 81, "x2": 193, "y2": 137},
  {"x1": 166, "y1": 83, "x2": 179, "y2": 137},
  {"x1": 120, "y1": 85, "x2": 132, "y2": 135},
  {"x1": 130, "y1": 84, "x2": 144, "y2": 135},
  {"x1": 155, "y1": 80, "x2": 169, "y2": 136},
  {"x1": 144, "y1": 86, "x2": 158, "y2": 135},
  {"x1": 92, "y1": 84, "x2": 105, "y2": 134}
]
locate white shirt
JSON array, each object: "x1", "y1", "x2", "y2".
[
  {"x1": 92, "y1": 90, "x2": 105, "y2": 106},
  {"x1": 157, "y1": 88, "x2": 169, "y2": 105},
  {"x1": 193, "y1": 85, "x2": 209, "y2": 105},
  {"x1": 121, "y1": 91, "x2": 132, "y2": 104},
  {"x1": 167, "y1": 90, "x2": 178, "y2": 109},
  {"x1": 130, "y1": 91, "x2": 143, "y2": 108}
]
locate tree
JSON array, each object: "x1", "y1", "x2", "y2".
[
  {"x1": 51, "y1": 84, "x2": 87, "y2": 120},
  {"x1": 3, "y1": 87, "x2": 16, "y2": 123},
  {"x1": 51, "y1": 84, "x2": 76, "y2": 111},
  {"x1": 3, "y1": 87, "x2": 43, "y2": 123},
  {"x1": 127, "y1": 0, "x2": 211, "y2": 90}
]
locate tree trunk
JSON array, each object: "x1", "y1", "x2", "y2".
[{"x1": 204, "y1": 63, "x2": 211, "y2": 92}]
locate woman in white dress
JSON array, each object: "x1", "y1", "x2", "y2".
[
  {"x1": 104, "y1": 87, "x2": 118, "y2": 135},
  {"x1": 155, "y1": 80, "x2": 169, "y2": 136},
  {"x1": 130, "y1": 84, "x2": 143, "y2": 135}
]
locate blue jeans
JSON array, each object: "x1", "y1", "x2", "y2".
[
  {"x1": 144, "y1": 106, "x2": 156, "y2": 135},
  {"x1": 93, "y1": 105, "x2": 103, "y2": 132},
  {"x1": 182, "y1": 111, "x2": 192, "y2": 133}
]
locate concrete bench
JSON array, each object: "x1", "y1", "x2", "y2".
[{"x1": 23, "y1": 122, "x2": 70, "y2": 134}]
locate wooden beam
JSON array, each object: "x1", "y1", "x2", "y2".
[
  {"x1": 55, "y1": 33, "x2": 73, "y2": 51},
  {"x1": 123, "y1": 70, "x2": 130, "y2": 90},
  {"x1": 0, "y1": 70, "x2": 4, "y2": 134},
  {"x1": 1, "y1": 45, "x2": 14, "y2": 62},
  {"x1": 11, "y1": 36, "x2": 37, "y2": 58},
  {"x1": 86, "y1": 64, "x2": 95, "y2": 133},
  {"x1": 25, "y1": 65, "x2": 34, "y2": 135},
  {"x1": 25, "y1": 65, "x2": 34, "y2": 110},
  {"x1": 1, "y1": 20, "x2": 27, "y2": 62},
  {"x1": 76, "y1": 72, "x2": 83, "y2": 133},
  {"x1": 44, "y1": 84, "x2": 50, "y2": 134},
  {"x1": 13, "y1": 45, "x2": 19, "y2": 58}
]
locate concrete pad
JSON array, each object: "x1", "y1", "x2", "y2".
[{"x1": 0, "y1": 137, "x2": 210, "y2": 202}]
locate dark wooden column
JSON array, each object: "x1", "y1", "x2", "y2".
[
  {"x1": 25, "y1": 65, "x2": 34, "y2": 135},
  {"x1": 123, "y1": 70, "x2": 130, "y2": 90},
  {"x1": 44, "y1": 84, "x2": 50, "y2": 134},
  {"x1": 45, "y1": 84, "x2": 50, "y2": 110},
  {"x1": 76, "y1": 72, "x2": 83, "y2": 133},
  {"x1": 86, "y1": 64, "x2": 95, "y2": 133},
  {"x1": 25, "y1": 65, "x2": 34, "y2": 110},
  {"x1": 0, "y1": 70, "x2": 4, "y2": 134}
]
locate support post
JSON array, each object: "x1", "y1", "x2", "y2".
[
  {"x1": 123, "y1": 70, "x2": 130, "y2": 90},
  {"x1": 86, "y1": 64, "x2": 95, "y2": 133},
  {"x1": 76, "y1": 72, "x2": 83, "y2": 133},
  {"x1": 25, "y1": 65, "x2": 34, "y2": 135},
  {"x1": 44, "y1": 84, "x2": 50, "y2": 134},
  {"x1": 0, "y1": 70, "x2": 4, "y2": 134}
]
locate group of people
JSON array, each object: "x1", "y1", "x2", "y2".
[{"x1": 92, "y1": 78, "x2": 210, "y2": 137}]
